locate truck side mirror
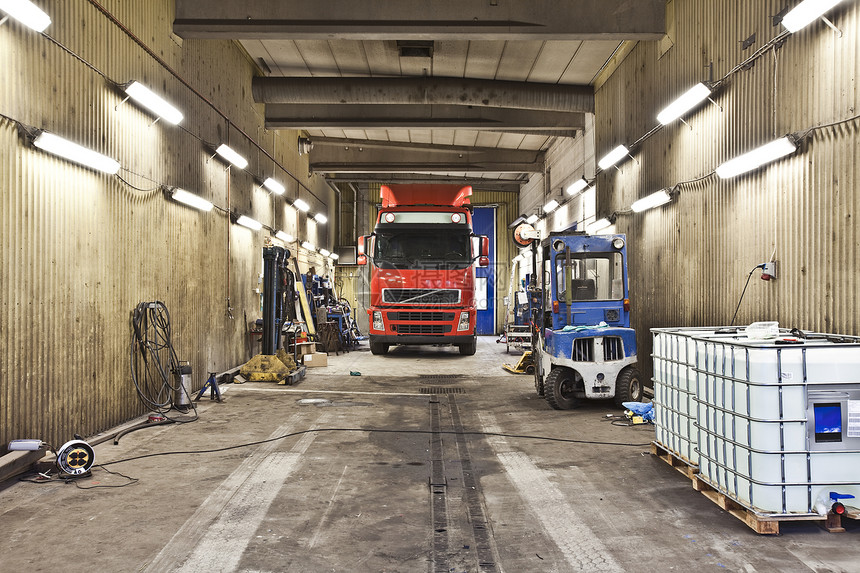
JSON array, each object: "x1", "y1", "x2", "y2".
[
  {"x1": 478, "y1": 236, "x2": 489, "y2": 267},
  {"x1": 357, "y1": 235, "x2": 370, "y2": 266}
]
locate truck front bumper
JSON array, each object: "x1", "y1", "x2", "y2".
[{"x1": 370, "y1": 334, "x2": 476, "y2": 345}]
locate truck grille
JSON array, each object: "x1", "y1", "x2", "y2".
[
  {"x1": 382, "y1": 289, "x2": 460, "y2": 304},
  {"x1": 395, "y1": 324, "x2": 452, "y2": 334},
  {"x1": 572, "y1": 338, "x2": 594, "y2": 362},
  {"x1": 604, "y1": 337, "x2": 623, "y2": 361},
  {"x1": 388, "y1": 312, "x2": 455, "y2": 322}
]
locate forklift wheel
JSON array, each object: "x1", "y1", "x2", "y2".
[
  {"x1": 614, "y1": 366, "x2": 643, "y2": 408},
  {"x1": 534, "y1": 372, "x2": 544, "y2": 396},
  {"x1": 545, "y1": 367, "x2": 579, "y2": 410}
]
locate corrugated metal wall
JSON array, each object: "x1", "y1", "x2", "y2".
[
  {"x1": 594, "y1": 0, "x2": 860, "y2": 381},
  {"x1": 0, "y1": 0, "x2": 334, "y2": 449}
]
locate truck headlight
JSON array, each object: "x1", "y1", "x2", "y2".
[
  {"x1": 457, "y1": 311, "x2": 470, "y2": 332},
  {"x1": 373, "y1": 311, "x2": 384, "y2": 331}
]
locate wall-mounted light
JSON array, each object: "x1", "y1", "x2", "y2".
[
  {"x1": 170, "y1": 188, "x2": 213, "y2": 212},
  {"x1": 313, "y1": 213, "x2": 328, "y2": 224},
  {"x1": 262, "y1": 177, "x2": 285, "y2": 195},
  {"x1": 565, "y1": 177, "x2": 589, "y2": 196},
  {"x1": 715, "y1": 136, "x2": 798, "y2": 179},
  {"x1": 235, "y1": 215, "x2": 262, "y2": 231},
  {"x1": 293, "y1": 198, "x2": 310, "y2": 212},
  {"x1": 526, "y1": 214, "x2": 539, "y2": 225},
  {"x1": 33, "y1": 131, "x2": 120, "y2": 174},
  {"x1": 301, "y1": 241, "x2": 315, "y2": 251},
  {"x1": 586, "y1": 217, "x2": 612, "y2": 234},
  {"x1": 631, "y1": 189, "x2": 672, "y2": 213},
  {"x1": 275, "y1": 230, "x2": 294, "y2": 243},
  {"x1": 657, "y1": 83, "x2": 711, "y2": 125},
  {"x1": 330, "y1": 252, "x2": 339, "y2": 260},
  {"x1": 297, "y1": 136, "x2": 313, "y2": 156},
  {"x1": 598, "y1": 144, "x2": 630, "y2": 170},
  {"x1": 543, "y1": 199, "x2": 560, "y2": 213},
  {"x1": 782, "y1": 0, "x2": 844, "y2": 33},
  {"x1": 319, "y1": 248, "x2": 331, "y2": 257},
  {"x1": 123, "y1": 81, "x2": 183, "y2": 125},
  {"x1": 0, "y1": 0, "x2": 51, "y2": 32},
  {"x1": 215, "y1": 144, "x2": 248, "y2": 169}
]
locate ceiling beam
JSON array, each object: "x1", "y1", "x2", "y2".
[
  {"x1": 264, "y1": 104, "x2": 584, "y2": 130},
  {"x1": 174, "y1": 0, "x2": 665, "y2": 40},
  {"x1": 253, "y1": 77, "x2": 593, "y2": 113},
  {"x1": 326, "y1": 174, "x2": 523, "y2": 193}
]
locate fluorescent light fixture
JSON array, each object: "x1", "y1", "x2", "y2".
[
  {"x1": 235, "y1": 215, "x2": 262, "y2": 231},
  {"x1": 526, "y1": 214, "x2": 539, "y2": 225},
  {"x1": 275, "y1": 230, "x2": 294, "y2": 243},
  {"x1": 319, "y1": 248, "x2": 331, "y2": 257},
  {"x1": 0, "y1": 0, "x2": 51, "y2": 32},
  {"x1": 586, "y1": 218, "x2": 612, "y2": 234},
  {"x1": 262, "y1": 177, "x2": 285, "y2": 195},
  {"x1": 715, "y1": 136, "x2": 798, "y2": 179},
  {"x1": 124, "y1": 81, "x2": 183, "y2": 125},
  {"x1": 543, "y1": 199, "x2": 560, "y2": 213},
  {"x1": 631, "y1": 189, "x2": 672, "y2": 213},
  {"x1": 598, "y1": 144, "x2": 630, "y2": 170},
  {"x1": 171, "y1": 188, "x2": 213, "y2": 212},
  {"x1": 782, "y1": 0, "x2": 844, "y2": 33},
  {"x1": 215, "y1": 144, "x2": 248, "y2": 169},
  {"x1": 566, "y1": 177, "x2": 589, "y2": 196},
  {"x1": 330, "y1": 253, "x2": 339, "y2": 260},
  {"x1": 33, "y1": 132, "x2": 120, "y2": 174},
  {"x1": 313, "y1": 213, "x2": 328, "y2": 224},
  {"x1": 301, "y1": 241, "x2": 315, "y2": 251},
  {"x1": 293, "y1": 198, "x2": 310, "y2": 212},
  {"x1": 657, "y1": 83, "x2": 711, "y2": 125}
]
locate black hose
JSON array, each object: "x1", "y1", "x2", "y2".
[{"x1": 730, "y1": 264, "x2": 765, "y2": 326}]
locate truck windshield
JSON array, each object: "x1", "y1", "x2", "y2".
[
  {"x1": 555, "y1": 253, "x2": 624, "y2": 301},
  {"x1": 374, "y1": 230, "x2": 472, "y2": 269}
]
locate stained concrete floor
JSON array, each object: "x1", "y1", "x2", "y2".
[{"x1": 1, "y1": 336, "x2": 858, "y2": 573}]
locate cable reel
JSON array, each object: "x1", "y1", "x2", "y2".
[{"x1": 56, "y1": 439, "x2": 95, "y2": 476}]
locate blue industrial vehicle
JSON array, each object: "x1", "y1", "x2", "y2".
[{"x1": 531, "y1": 231, "x2": 642, "y2": 410}]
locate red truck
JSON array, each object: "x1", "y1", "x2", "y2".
[{"x1": 358, "y1": 184, "x2": 490, "y2": 355}]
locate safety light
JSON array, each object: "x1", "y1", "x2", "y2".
[
  {"x1": 301, "y1": 241, "x2": 315, "y2": 251},
  {"x1": 782, "y1": 0, "x2": 844, "y2": 33},
  {"x1": 623, "y1": 298, "x2": 631, "y2": 312},
  {"x1": 0, "y1": 0, "x2": 51, "y2": 32},
  {"x1": 235, "y1": 215, "x2": 262, "y2": 231},
  {"x1": 451, "y1": 213, "x2": 462, "y2": 223},
  {"x1": 262, "y1": 177, "x2": 285, "y2": 195},
  {"x1": 526, "y1": 214, "x2": 539, "y2": 225},
  {"x1": 124, "y1": 81, "x2": 183, "y2": 125},
  {"x1": 372, "y1": 311, "x2": 384, "y2": 331},
  {"x1": 33, "y1": 132, "x2": 120, "y2": 174},
  {"x1": 384, "y1": 212, "x2": 396, "y2": 223},
  {"x1": 314, "y1": 213, "x2": 328, "y2": 224},
  {"x1": 566, "y1": 177, "x2": 589, "y2": 196},
  {"x1": 598, "y1": 145, "x2": 629, "y2": 170},
  {"x1": 631, "y1": 189, "x2": 672, "y2": 213},
  {"x1": 457, "y1": 311, "x2": 470, "y2": 332},
  {"x1": 657, "y1": 83, "x2": 711, "y2": 125},
  {"x1": 171, "y1": 188, "x2": 213, "y2": 212},
  {"x1": 543, "y1": 199, "x2": 560, "y2": 213},
  {"x1": 715, "y1": 136, "x2": 798, "y2": 179},
  {"x1": 552, "y1": 300, "x2": 559, "y2": 314},
  {"x1": 293, "y1": 198, "x2": 310, "y2": 212},
  {"x1": 319, "y1": 248, "x2": 331, "y2": 257},
  {"x1": 586, "y1": 217, "x2": 612, "y2": 234},
  {"x1": 275, "y1": 230, "x2": 294, "y2": 243},
  {"x1": 215, "y1": 144, "x2": 248, "y2": 169}
]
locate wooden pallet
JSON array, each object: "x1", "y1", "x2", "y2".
[{"x1": 650, "y1": 441, "x2": 698, "y2": 480}]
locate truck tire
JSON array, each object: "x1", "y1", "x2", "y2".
[
  {"x1": 545, "y1": 367, "x2": 579, "y2": 410},
  {"x1": 370, "y1": 341, "x2": 389, "y2": 355},
  {"x1": 614, "y1": 366, "x2": 643, "y2": 408},
  {"x1": 459, "y1": 339, "x2": 477, "y2": 355}
]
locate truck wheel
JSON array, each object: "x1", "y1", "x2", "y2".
[
  {"x1": 370, "y1": 341, "x2": 389, "y2": 355},
  {"x1": 459, "y1": 339, "x2": 477, "y2": 355},
  {"x1": 545, "y1": 367, "x2": 579, "y2": 410},
  {"x1": 614, "y1": 366, "x2": 643, "y2": 407}
]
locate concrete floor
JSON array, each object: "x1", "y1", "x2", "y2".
[{"x1": 1, "y1": 336, "x2": 858, "y2": 573}]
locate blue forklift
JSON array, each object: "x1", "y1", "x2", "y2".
[{"x1": 523, "y1": 230, "x2": 642, "y2": 410}]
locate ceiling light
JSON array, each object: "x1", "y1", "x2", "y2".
[
  {"x1": 319, "y1": 248, "x2": 331, "y2": 257},
  {"x1": 314, "y1": 213, "x2": 328, "y2": 224},
  {"x1": 301, "y1": 241, "x2": 315, "y2": 251},
  {"x1": 782, "y1": 0, "x2": 844, "y2": 33},
  {"x1": 657, "y1": 83, "x2": 711, "y2": 125},
  {"x1": 262, "y1": 177, "x2": 285, "y2": 195},
  {"x1": 275, "y1": 230, "x2": 294, "y2": 243},
  {"x1": 543, "y1": 199, "x2": 560, "y2": 213},
  {"x1": 171, "y1": 188, "x2": 213, "y2": 212},
  {"x1": 715, "y1": 136, "x2": 798, "y2": 179},
  {"x1": 215, "y1": 144, "x2": 248, "y2": 169},
  {"x1": 33, "y1": 132, "x2": 120, "y2": 174},
  {"x1": 526, "y1": 214, "x2": 539, "y2": 225},
  {"x1": 293, "y1": 198, "x2": 310, "y2": 212},
  {"x1": 631, "y1": 189, "x2": 672, "y2": 213},
  {"x1": 0, "y1": 0, "x2": 51, "y2": 32},
  {"x1": 124, "y1": 81, "x2": 183, "y2": 125},
  {"x1": 586, "y1": 218, "x2": 612, "y2": 234},
  {"x1": 598, "y1": 145, "x2": 630, "y2": 170},
  {"x1": 235, "y1": 215, "x2": 262, "y2": 231},
  {"x1": 566, "y1": 177, "x2": 589, "y2": 196},
  {"x1": 330, "y1": 253, "x2": 339, "y2": 260}
]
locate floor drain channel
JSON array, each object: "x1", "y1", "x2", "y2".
[
  {"x1": 419, "y1": 387, "x2": 466, "y2": 394},
  {"x1": 419, "y1": 374, "x2": 463, "y2": 378}
]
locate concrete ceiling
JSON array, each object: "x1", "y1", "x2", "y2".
[{"x1": 173, "y1": 0, "x2": 665, "y2": 190}]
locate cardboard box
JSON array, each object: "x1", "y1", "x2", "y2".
[
  {"x1": 304, "y1": 352, "x2": 328, "y2": 367},
  {"x1": 296, "y1": 342, "x2": 317, "y2": 357}
]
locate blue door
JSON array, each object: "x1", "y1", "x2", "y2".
[{"x1": 472, "y1": 206, "x2": 496, "y2": 335}]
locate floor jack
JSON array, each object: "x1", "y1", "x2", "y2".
[
  {"x1": 502, "y1": 350, "x2": 534, "y2": 375},
  {"x1": 195, "y1": 372, "x2": 222, "y2": 402}
]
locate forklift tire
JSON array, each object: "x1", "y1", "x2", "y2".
[
  {"x1": 614, "y1": 366, "x2": 643, "y2": 408},
  {"x1": 534, "y1": 373, "x2": 544, "y2": 396},
  {"x1": 545, "y1": 367, "x2": 579, "y2": 410},
  {"x1": 370, "y1": 341, "x2": 390, "y2": 355},
  {"x1": 459, "y1": 339, "x2": 477, "y2": 355}
]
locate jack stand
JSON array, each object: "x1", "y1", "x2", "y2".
[{"x1": 195, "y1": 372, "x2": 222, "y2": 402}]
